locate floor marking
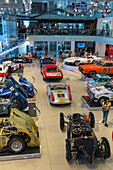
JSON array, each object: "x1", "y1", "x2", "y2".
[{"x1": 69, "y1": 70, "x2": 81, "y2": 75}]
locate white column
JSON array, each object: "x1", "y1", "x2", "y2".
[{"x1": 71, "y1": 41, "x2": 75, "y2": 53}]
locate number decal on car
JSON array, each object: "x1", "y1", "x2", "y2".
[
  {"x1": 87, "y1": 59, "x2": 91, "y2": 63},
  {"x1": 103, "y1": 68, "x2": 110, "y2": 73}
]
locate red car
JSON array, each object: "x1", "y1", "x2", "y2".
[{"x1": 42, "y1": 64, "x2": 63, "y2": 81}]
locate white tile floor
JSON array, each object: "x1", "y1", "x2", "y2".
[{"x1": 0, "y1": 59, "x2": 113, "y2": 170}]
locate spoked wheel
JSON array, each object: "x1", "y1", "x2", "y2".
[
  {"x1": 100, "y1": 137, "x2": 111, "y2": 159},
  {"x1": 8, "y1": 136, "x2": 25, "y2": 153},
  {"x1": 66, "y1": 139, "x2": 72, "y2": 161},
  {"x1": 60, "y1": 112, "x2": 64, "y2": 130},
  {"x1": 88, "y1": 71, "x2": 96, "y2": 77},
  {"x1": 88, "y1": 112, "x2": 95, "y2": 128}
]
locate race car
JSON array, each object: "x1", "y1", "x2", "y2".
[
  {"x1": 79, "y1": 60, "x2": 113, "y2": 77},
  {"x1": 60, "y1": 112, "x2": 111, "y2": 163},
  {"x1": 0, "y1": 107, "x2": 40, "y2": 153},
  {"x1": 3, "y1": 55, "x2": 32, "y2": 63},
  {"x1": 88, "y1": 82, "x2": 113, "y2": 104},
  {"x1": 40, "y1": 57, "x2": 56, "y2": 68},
  {"x1": 3, "y1": 61, "x2": 22, "y2": 72},
  {"x1": 63, "y1": 55, "x2": 102, "y2": 67},
  {"x1": 42, "y1": 64, "x2": 63, "y2": 81},
  {"x1": 87, "y1": 74, "x2": 111, "y2": 89},
  {"x1": 47, "y1": 83, "x2": 71, "y2": 105}
]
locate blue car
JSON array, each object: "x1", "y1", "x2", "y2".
[
  {"x1": 40, "y1": 57, "x2": 56, "y2": 68},
  {"x1": 87, "y1": 74, "x2": 111, "y2": 89}
]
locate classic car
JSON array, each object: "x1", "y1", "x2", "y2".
[
  {"x1": 88, "y1": 82, "x2": 113, "y2": 104},
  {"x1": 47, "y1": 83, "x2": 71, "y2": 105},
  {"x1": 0, "y1": 108, "x2": 40, "y2": 153},
  {"x1": 60, "y1": 112, "x2": 110, "y2": 163},
  {"x1": 42, "y1": 64, "x2": 63, "y2": 81},
  {"x1": 64, "y1": 50, "x2": 73, "y2": 58},
  {"x1": 63, "y1": 55, "x2": 102, "y2": 67},
  {"x1": 87, "y1": 74, "x2": 111, "y2": 89},
  {"x1": 40, "y1": 57, "x2": 56, "y2": 68},
  {"x1": 3, "y1": 55, "x2": 32, "y2": 63},
  {"x1": 3, "y1": 61, "x2": 22, "y2": 72},
  {"x1": 79, "y1": 60, "x2": 113, "y2": 77}
]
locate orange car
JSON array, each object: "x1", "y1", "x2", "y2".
[{"x1": 79, "y1": 60, "x2": 113, "y2": 77}]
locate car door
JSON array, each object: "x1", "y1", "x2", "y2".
[{"x1": 102, "y1": 63, "x2": 113, "y2": 75}]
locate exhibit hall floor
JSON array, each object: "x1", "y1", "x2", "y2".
[{"x1": 0, "y1": 59, "x2": 113, "y2": 170}]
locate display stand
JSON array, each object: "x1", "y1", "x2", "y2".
[
  {"x1": 0, "y1": 146, "x2": 41, "y2": 161},
  {"x1": 81, "y1": 96, "x2": 113, "y2": 110},
  {"x1": 63, "y1": 63, "x2": 79, "y2": 71}
]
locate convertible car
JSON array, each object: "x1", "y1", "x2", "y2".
[
  {"x1": 63, "y1": 55, "x2": 102, "y2": 67},
  {"x1": 42, "y1": 64, "x2": 63, "y2": 81},
  {"x1": 0, "y1": 108, "x2": 40, "y2": 153},
  {"x1": 60, "y1": 112, "x2": 110, "y2": 163},
  {"x1": 47, "y1": 83, "x2": 71, "y2": 105}
]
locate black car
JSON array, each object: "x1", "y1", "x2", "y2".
[
  {"x1": 60, "y1": 112, "x2": 110, "y2": 163},
  {"x1": 4, "y1": 56, "x2": 32, "y2": 63}
]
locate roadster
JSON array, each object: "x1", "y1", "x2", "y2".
[{"x1": 60, "y1": 112, "x2": 110, "y2": 163}]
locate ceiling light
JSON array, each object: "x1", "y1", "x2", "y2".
[
  {"x1": 15, "y1": 0, "x2": 17, "y2": 3},
  {"x1": 6, "y1": 0, "x2": 9, "y2": 3},
  {"x1": 81, "y1": 14, "x2": 84, "y2": 17}
]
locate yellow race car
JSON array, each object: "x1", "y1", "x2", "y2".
[{"x1": 0, "y1": 108, "x2": 40, "y2": 153}]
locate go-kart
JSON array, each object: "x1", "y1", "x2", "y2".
[{"x1": 60, "y1": 112, "x2": 111, "y2": 163}]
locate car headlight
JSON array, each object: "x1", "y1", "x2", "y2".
[{"x1": 57, "y1": 72, "x2": 61, "y2": 76}]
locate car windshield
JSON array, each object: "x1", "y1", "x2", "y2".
[
  {"x1": 51, "y1": 86, "x2": 66, "y2": 90},
  {"x1": 96, "y1": 61, "x2": 105, "y2": 66},
  {"x1": 104, "y1": 83, "x2": 113, "y2": 91},
  {"x1": 42, "y1": 58, "x2": 54, "y2": 64},
  {"x1": 46, "y1": 67, "x2": 58, "y2": 72}
]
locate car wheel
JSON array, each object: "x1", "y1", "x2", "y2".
[
  {"x1": 8, "y1": 136, "x2": 25, "y2": 153},
  {"x1": 66, "y1": 139, "x2": 72, "y2": 161},
  {"x1": 22, "y1": 58, "x2": 27, "y2": 63},
  {"x1": 67, "y1": 125, "x2": 71, "y2": 139},
  {"x1": 43, "y1": 77, "x2": 46, "y2": 81},
  {"x1": 100, "y1": 137, "x2": 111, "y2": 159},
  {"x1": 12, "y1": 99, "x2": 23, "y2": 111},
  {"x1": 88, "y1": 112, "x2": 95, "y2": 128},
  {"x1": 98, "y1": 97, "x2": 109, "y2": 105},
  {"x1": 88, "y1": 71, "x2": 96, "y2": 77},
  {"x1": 60, "y1": 112, "x2": 64, "y2": 131},
  {"x1": 74, "y1": 60, "x2": 80, "y2": 66}
]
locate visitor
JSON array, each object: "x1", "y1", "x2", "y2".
[
  {"x1": 102, "y1": 98, "x2": 111, "y2": 127},
  {"x1": 68, "y1": 51, "x2": 71, "y2": 57}
]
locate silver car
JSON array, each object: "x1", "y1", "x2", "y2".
[{"x1": 47, "y1": 83, "x2": 72, "y2": 105}]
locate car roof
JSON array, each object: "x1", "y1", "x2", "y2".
[
  {"x1": 101, "y1": 60, "x2": 113, "y2": 63},
  {"x1": 45, "y1": 64, "x2": 58, "y2": 68},
  {"x1": 96, "y1": 74, "x2": 111, "y2": 78}
]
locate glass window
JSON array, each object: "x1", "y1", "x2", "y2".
[{"x1": 47, "y1": 67, "x2": 58, "y2": 71}]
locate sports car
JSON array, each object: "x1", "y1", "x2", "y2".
[
  {"x1": 42, "y1": 64, "x2": 63, "y2": 81},
  {"x1": 40, "y1": 57, "x2": 56, "y2": 68},
  {"x1": 0, "y1": 108, "x2": 40, "y2": 153},
  {"x1": 47, "y1": 84, "x2": 71, "y2": 105},
  {"x1": 3, "y1": 55, "x2": 32, "y2": 63},
  {"x1": 60, "y1": 112, "x2": 110, "y2": 163},
  {"x1": 87, "y1": 74, "x2": 111, "y2": 89},
  {"x1": 88, "y1": 82, "x2": 113, "y2": 104},
  {"x1": 63, "y1": 55, "x2": 102, "y2": 67}
]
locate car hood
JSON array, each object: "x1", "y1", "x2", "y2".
[
  {"x1": 9, "y1": 108, "x2": 37, "y2": 131},
  {"x1": 79, "y1": 64, "x2": 100, "y2": 69},
  {"x1": 74, "y1": 137, "x2": 97, "y2": 163},
  {"x1": 90, "y1": 86, "x2": 109, "y2": 95},
  {"x1": 52, "y1": 90, "x2": 68, "y2": 99}
]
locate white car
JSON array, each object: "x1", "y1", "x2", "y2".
[
  {"x1": 63, "y1": 55, "x2": 102, "y2": 67},
  {"x1": 47, "y1": 83, "x2": 72, "y2": 105},
  {"x1": 88, "y1": 82, "x2": 113, "y2": 104},
  {"x1": 3, "y1": 61, "x2": 21, "y2": 71}
]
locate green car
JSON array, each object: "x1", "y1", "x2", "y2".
[{"x1": 0, "y1": 108, "x2": 40, "y2": 153}]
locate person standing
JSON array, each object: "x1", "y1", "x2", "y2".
[
  {"x1": 68, "y1": 51, "x2": 71, "y2": 57},
  {"x1": 61, "y1": 52, "x2": 64, "y2": 61},
  {"x1": 102, "y1": 99, "x2": 111, "y2": 127}
]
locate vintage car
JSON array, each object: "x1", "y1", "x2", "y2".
[
  {"x1": 87, "y1": 74, "x2": 111, "y2": 89},
  {"x1": 3, "y1": 55, "x2": 32, "y2": 63},
  {"x1": 63, "y1": 55, "x2": 102, "y2": 67},
  {"x1": 3, "y1": 61, "x2": 22, "y2": 72},
  {"x1": 42, "y1": 64, "x2": 63, "y2": 81},
  {"x1": 47, "y1": 83, "x2": 71, "y2": 105},
  {"x1": 0, "y1": 108, "x2": 40, "y2": 153},
  {"x1": 40, "y1": 57, "x2": 56, "y2": 68},
  {"x1": 64, "y1": 50, "x2": 73, "y2": 58},
  {"x1": 79, "y1": 60, "x2": 113, "y2": 77},
  {"x1": 60, "y1": 112, "x2": 110, "y2": 163},
  {"x1": 88, "y1": 82, "x2": 113, "y2": 104}
]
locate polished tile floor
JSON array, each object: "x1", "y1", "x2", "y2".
[{"x1": 0, "y1": 59, "x2": 113, "y2": 170}]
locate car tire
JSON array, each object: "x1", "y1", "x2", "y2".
[
  {"x1": 60, "y1": 112, "x2": 64, "y2": 131},
  {"x1": 100, "y1": 137, "x2": 111, "y2": 159},
  {"x1": 88, "y1": 71, "x2": 96, "y2": 77},
  {"x1": 67, "y1": 125, "x2": 71, "y2": 139},
  {"x1": 74, "y1": 60, "x2": 80, "y2": 66},
  {"x1": 88, "y1": 112, "x2": 95, "y2": 128},
  {"x1": 8, "y1": 136, "x2": 25, "y2": 153},
  {"x1": 98, "y1": 97, "x2": 109, "y2": 105},
  {"x1": 43, "y1": 77, "x2": 46, "y2": 81},
  {"x1": 66, "y1": 139, "x2": 72, "y2": 161}
]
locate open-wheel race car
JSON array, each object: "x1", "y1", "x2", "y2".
[{"x1": 60, "y1": 112, "x2": 111, "y2": 163}]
